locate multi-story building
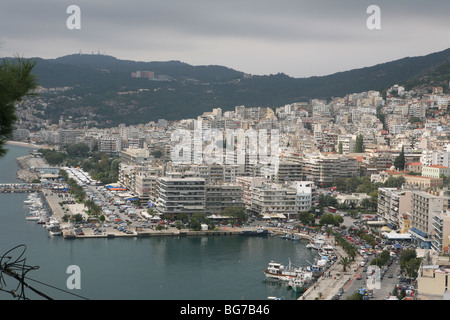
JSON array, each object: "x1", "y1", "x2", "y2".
[
  {"x1": 359, "y1": 153, "x2": 393, "y2": 176},
  {"x1": 134, "y1": 166, "x2": 164, "y2": 203},
  {"x1": 205, "y1": 184, "x2": 243, "y2": 213},
  {"x1": 410, "y1": 190, "x2": 450, "y2": 249},
  {"x1": 377, "y1": 188, "x2": 412, "y2": 230},
  {"x1": 235, "y1": 176, "x2": 267, "y2": 209},
  {"x1": 155, "y1": 172, "x2": 206, "y2": 218},
  {"x1": 431, "y1": 210, "x2": 450, "y2": 253},
  {"x1": 274, "y1": 161, "x2": 303, "y2": 183},
  {"x1": 421, "y1": 149, "x2": 450, "y2": 168},
  {"x1": 98, "y1": 136, "x2": 122, "y2": 154},
  {"x1": 120, "y1": 147, "x2": 151, "y2": 165},
  {"x1": 404, "y1": 175, "x2": 443, "y2": 189},
  {"x1": 422, "y1": 165, "x2": 450, "y2": 179},
  {"x1": 249, "y1": 183, "x2": 298, "y2": 219},
  {"x1": 337, "y1": 134, "x2": 356, "y2": 154},
  {"x1": 292, "y1": 181, "x2": 316, "y2": 212},
  {"x1": 302, "y1": 154, "x2": 358, "y2": 187}
]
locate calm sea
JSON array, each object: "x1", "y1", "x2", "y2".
[{"x1": 0, "y1": 144, "x2": 318, "y2": 300}]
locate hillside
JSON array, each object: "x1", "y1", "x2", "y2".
[{"x1": 5, "y1": 48, "x2": 450, "y2": 126}]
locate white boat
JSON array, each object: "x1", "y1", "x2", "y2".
[
  {"x1": 44, "y1": 216, "x2": 59, "y2": 227},
  {"x1": 287, "y1": 272, "x2": 314, "y2": 293},
  {"x1": 306, "y1": 235, "x2": 326, "y2": 250},
  {"x1": 48, "y1": 226, "x2": 62, "y2": 236},
  {"x1": 306, "y1": 258, "x2": 329, "y2": 275},
  {"x1": 318, "y1": 244, "x2": 335, "y2": 257},
  {"x1": 26, "y1": 215, "x2": 41, "y2": 221},
  {"x1": 263, "y1": 260, "x2": 306, "y2": 281}
]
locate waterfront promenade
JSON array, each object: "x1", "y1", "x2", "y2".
[
  {"x1": 42, "y1": 190, "x2": 263, "y2": 238},
  {"x1": 300, "y1": 236, "x2": 363, "y2": 300}
]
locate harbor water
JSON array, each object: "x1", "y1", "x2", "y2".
[{"x1": 0, "y1": 144, "x2": 318, "y2": 300}]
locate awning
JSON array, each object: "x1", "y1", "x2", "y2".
[{"x1": 410, "y1": 227, "x2": 427, "y2": 238}]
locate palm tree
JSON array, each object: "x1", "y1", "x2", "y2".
[{"x1": 338, "y1": 257, "x2": 351, "y2": 272}]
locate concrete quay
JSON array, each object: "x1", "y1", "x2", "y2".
[
  {"x1": 42, "y1": 190, "x2": 262, "y2": 239},
  {"x1": 299, "y1": 236, "x2": 363, "y2": 300}
]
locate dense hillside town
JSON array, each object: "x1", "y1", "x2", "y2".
[{"x1": 10, "y1": 82, "x2": 450, "y2": 300}]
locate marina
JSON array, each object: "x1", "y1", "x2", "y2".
[{"x1": 0, "y1": 144, "x2": 328, "y2": 300}]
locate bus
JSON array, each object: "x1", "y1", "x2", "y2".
[{"x1": 328, "y1": 206, "x2": 337, "y2": 213}]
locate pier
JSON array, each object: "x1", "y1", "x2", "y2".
[{"x1": 0, "y1": 183, "x2": 41, "y2": 193}]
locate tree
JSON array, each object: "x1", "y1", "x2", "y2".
[
  {"x1": 0, "y1": 58, "x2": 37, "y2": 158},
  {"x1": 338, "y1": 141, "x2": 343, "y2": 154},
  {"x1": 394, "y1": 146, "x2": 405, "y2": 171},
  {"x1": 338, "y1": 257, "x2": 351, "y2": 272},
  {"x1": 354, "y1": 134, "x2": 364, "y2": 153},
  {"x1": 222, "y1": 207, "x2": 247, "y2": 221}
]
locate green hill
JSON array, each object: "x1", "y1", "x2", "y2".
[{"x1": 5, "y1": 48, "x2": 450, "y2": 126}]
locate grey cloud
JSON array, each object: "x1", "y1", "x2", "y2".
[{"x1": 1, "y1": 0, "x2": 450, "y2": 77}]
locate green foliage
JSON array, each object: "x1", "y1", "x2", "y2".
[
  {"x1": 319, "y1": 213, "x2": 342, "y2": 226},
  {"x1": 0, "y1": 58, "x2": 37, "y2": 158},
  {"x1": 221, "y1": 207, "x2": 247, "y2": 221},
  {"x1": 394, "y1": 146, "x2": 405, "y2": 171},
  {"x1": 354, "y1": 134, "x2": 364, "y2": 153},
  {"x1": 338, "y1": 141, "x2": 343, "y2": 154},
  {"x1": 298, "y1": 211, "x2": 315, "y2": 225},
  {"x1": 64, "y1": 143, "x2": 90, "y2": 158},
  {"x1": 189, "y1": 218, "x2": 202, "y2": 231},
  {"x1": 318, "y1": 194, "x2": 338, "y2": 207},
  {"x1": 400, "y1": 249, "x2": 422, "y2": 279},
  {"x1": 39, "y1": 148, "x2": 66, "y2": 165},
  {"x1": 14, "y1": 48, "x2": 450, "y2": 126}
]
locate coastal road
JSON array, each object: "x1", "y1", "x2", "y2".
[{"x1": 339, "y1": 255, "x2": 400, "y2": 300}]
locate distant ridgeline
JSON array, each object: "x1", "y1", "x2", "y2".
[{"x1": 5, "y1": 48, "x2": 450, "y2": 126}]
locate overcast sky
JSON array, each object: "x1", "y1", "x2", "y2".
[{"x1": 1, "y1": 0, "x2": 449, "y2": 78}]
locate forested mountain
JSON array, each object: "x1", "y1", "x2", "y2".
[{"x1": 5, "y1": 48, "x2": 450, "y2": 126}]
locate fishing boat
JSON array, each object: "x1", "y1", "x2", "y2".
[
  {"x1": 48, "y1": 226, "x2": 62, "y2": 236},
  {"x1": 306, "y1": 257, "x2": 329, "y2": 276},
  {"x1": 318, "y1": 244, "x2": 335, "y2": 257},
  {"x1": 36, "y1": 217, "x2": 48, "y2": 225},
  {"x1": 240, "y1": 226, "x2": 268, "y2": 236},
  {"x1": 280, "y1": 233, "x2": 300, "y2": 240},
  {"x1": 263, "y1": 260, "x2": 306, "y2": 281},
  {"x1": 287, "y1": 272, "x2": 314, "y2": 293},
  {"x1": 45, "y1": 217, "x2": 60, "y2": 230},
  {"x1": 306, "y1": 235, "x2": 326, "y2": 250},
  {"x1": 25, "y1": 215, "x2": 41, "y2": 221}
]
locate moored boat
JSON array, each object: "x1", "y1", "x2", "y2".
[
  {"x1": 287, "y1": 273, "x2": 314, "y2": 293},
  {"x1": 49, "y1": 226, "x2": 62, "y2": 236},
  {"x1": 263, "y1": 260, "x2": 306, "y2": 281},
  {"x1": 306, "y1": 235, "x2": 326, "y2": 250}
]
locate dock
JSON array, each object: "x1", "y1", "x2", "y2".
[{"x1": 40, "y1": 189, "x2": 268, "y2": 239}]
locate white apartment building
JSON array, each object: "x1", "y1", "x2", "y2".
[
  {"x1": 292, "y1": 181, "x2": 316, "y2": 212},
  {"x1": 410, "y1": 190, "x2": 450, "y2": 249},
  {"x1": 236, "y1": 176, "x2": 267, "y2": 209},
  {"x1": 421, "y1": 149, "x2": 450, "y2": 168},
  {"x1": 98, "y1": 136, "x2": 122, "y2": 153},
  {"x1": 249, "y1": 183, "x2": 298, "y2": 219},
  {"x1": 431, "y1": 210, "x2": 450, "y2": 253},
  {"x1": 155, "y1": 172, "x2": 206, "y2": 218},
  {"x1": 134, "y1": 166, "x2": 164, "y2": 203},
  {"x1": 337, "y1": 134, "x2": 356, "y2": 154},
  {"x1": 377, "y1": 188, "x2": 412, "y2": 229}
]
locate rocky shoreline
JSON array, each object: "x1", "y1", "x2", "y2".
[{"x1": 16, "y1": 155, "x2": 40, "y2": 183}]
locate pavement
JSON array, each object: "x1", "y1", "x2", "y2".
[{"x1": 300, "y1": 236, "x2": 364, "y2": 300}]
